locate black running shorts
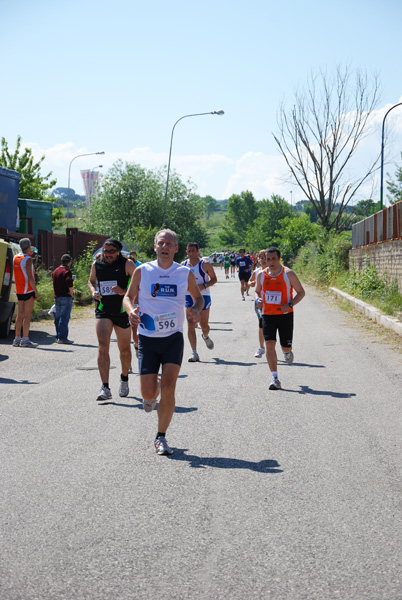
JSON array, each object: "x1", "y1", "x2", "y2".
[
  {"x1": 138, "y1": 331, "x2": 184, "y2": 375},
  {"x1": 262, "y1": 312, "x2": 294, "y2": 348}
]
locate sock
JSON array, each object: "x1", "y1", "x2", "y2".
[
  {"x1": 103, "y1": 382, "x2": 109, "y2": 389},
  {"x1": 156, "y1": 432, "x2": 166, "y2": 439},
  {"x1": 272, "y1": 372, "x2": 278, "y2": 380},
  {"x1": 192, "y1": 349, "x2": 198, "y2": 356},
  {"x1": 121, "y1": 374, "x2": 129, "y2": 382}
]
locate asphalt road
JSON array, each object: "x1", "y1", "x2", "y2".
[{"x1": 1, "y1": 268, "x2": 401, "y2": 600}]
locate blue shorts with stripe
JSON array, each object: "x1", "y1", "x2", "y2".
[{"x1": 185, "y1": 294, "x2": 211, "y2": 311}]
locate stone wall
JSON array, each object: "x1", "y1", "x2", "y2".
[{"x1": 349, "y1": 239, "x2": 402, "y2": 292}]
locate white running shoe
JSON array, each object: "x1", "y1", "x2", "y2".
[
  {"x1": 19, "y1": 339, "x2": 38, "y2": 348},
  {"x1": 143, "y1": 378, "x2": 160, "y2": 413},
  {"x1": 254, "y1": 347, "x2": 265, "y2": 358},
  {"x1": 188, "y1": 352, "x2": 200, "y2": 362},
  {"x1": 13, "y1": 337, "x2": 21, "y2": 347},
  {"x1": 119, "y1": 380, "x2": 129, "y2": 397},
  {"x1": 242, "y1": 296, "x2": 245, "y2": 301},
  {"x1": 269, "y1": 377, "x2": 281, "y2": 390},
  {"x1": 283, "y1": 351, "x2": 294, "y2": 365},
  {"x1": 97, "y1": 385, "x2": 112, "y2": 401},
  {"x1": 202, "y1": 335, "x2": 214, "y2": 350},
  {"x1": 154, "y1": 436, "x2": 173, "y2": 455}
]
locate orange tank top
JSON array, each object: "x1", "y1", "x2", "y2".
[
  {"x1": 14, "y1": 253, "x2": 35, "y2": 295},
  {"x1": 260, "y1": 266, "x2": 293, "y2": 315}
]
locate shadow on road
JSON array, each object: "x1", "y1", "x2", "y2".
[
  {"x1": 168, "y1": 450, "x2": 283, "y2": 472},
  {"x1": 212, "y1": 358, "x2": 256, "y2": 366},
  {"x1": 289, "y1": 385, "x2": 356, "y2": 398},
  {"x1": 0, "y1": 377, "x2": 38, "y2": 385},
  {"x1": 0, "y1": 354, "x2": 9, "y2": 362},
  {"x1": 97, "y1": 398, "x2": 198, "y2": 414}
]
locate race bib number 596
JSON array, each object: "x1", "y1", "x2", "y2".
[{"x1": 155, "y1": 312, "x2": 178, "y2": 333}]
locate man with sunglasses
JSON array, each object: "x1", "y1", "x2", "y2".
[{"x1": 88, "y1": 239, "x2": 136, "y2": 401}]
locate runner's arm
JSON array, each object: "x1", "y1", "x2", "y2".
[
  {"x1": 280, "y1": 270, "x2": 305, "y2": 312},
  {"x1": 187, "y1": 271, "x2": 204, "y2": 323},
  {"x1": 88, "y1": 262, "x2": 100, "y2": 299},
  {"x1": 201, "y1": 261, "x2": 217, "y2": 288},
  {"x1": 123, "y1": 267, "x2": 141, "y2": 326},
  {"x1": 26, "y1": 257, "x2": 39, "y2": 299},
  {"x1": 255, "y1": 273, "x2": 263, "y2": 308}
]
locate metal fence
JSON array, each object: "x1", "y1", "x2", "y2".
[{"x1": 352, "y1": 201, "x2": 402, "y2": 248}]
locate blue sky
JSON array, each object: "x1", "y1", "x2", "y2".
[{"x1": 1, "y1": 0, "x2": 402, "y2": 204}]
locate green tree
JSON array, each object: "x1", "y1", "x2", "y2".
[
  {"x1": 353, "y1": 198, "x2": 381, "y2": 217},
  {"x1": 218, "y1": 190, "x2": 258, "y2": 246},
  {"x1": 86, "y1": 160, "x2": 203, "y2": 260},
  {"x1": 274, "y1": 214, "x2": 319, "y2": 261},
  {"x1": 246, "y1": 194, "x2": 292, "y2": 249},
  {"x1": 386, "y1": 153, "x2": 402, "y2": 205},
  {"x1": 0, "y1": 135, "x2": 56, "y2": 199},
  {"x1": 201, "y1": 195, "x2": 218, "y2": 219}
]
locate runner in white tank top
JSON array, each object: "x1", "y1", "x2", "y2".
[
  {"x1": 182, "y1": 242, "x2": 217, "y2": 362},
  {"x1": 124, "y1": 229, "x2": 204, "y2": 456}
]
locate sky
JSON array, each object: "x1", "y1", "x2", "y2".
[{"x1": 1, "y1": 0, "x2": 402, "y2": 206}]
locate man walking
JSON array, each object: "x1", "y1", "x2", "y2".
[
  {"x1": 52, "y1": 254, "x2": 74, "y2": 344},
  {"x1": 88, "y1": 239, "x2": 135, "y2": 401},
  {"x1": 255, "y1": 246, "x2": 305, "y2": 390},
  {"x1": 13, "y1": 238, "x2": 39, "y2": 348},
  {"x1": 236, "y1": 248, "x2": 253, "y2": 300},
  {"x1": 124, "y1": 229, "x2": 204, "y2": 456},
  {"x1": 182, "y1": 242, "x2": 217, "y2": 363}
]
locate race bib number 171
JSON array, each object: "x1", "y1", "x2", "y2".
[{"x1": 264, "y1": 291, "x2": 281, "y2": 304}]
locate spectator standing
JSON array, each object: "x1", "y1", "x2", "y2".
[
  {"x1": 52, "y1": 254, "x2": 74, "y2": 344},
  {"x1": 13, "y1": 238, "x2": 39, "y2": 348}
]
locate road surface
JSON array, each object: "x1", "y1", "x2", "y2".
[{"x1": 1, "y1": 267, "x2": 401, "y2": 599}]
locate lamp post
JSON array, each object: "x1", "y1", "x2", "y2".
[
  {"x1": 380, "y1": 102, "x2": 402, "y2": 210},
  {"x1": 163, "y1": 110, "x2": 224, "y2": 227},
  {"x1": 66, "y1": 151, "x2": 105, "y2": 228}
]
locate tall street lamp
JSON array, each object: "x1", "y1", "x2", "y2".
[
  {"x1": 380, "y1": 102, "x2": 402, "y2": 210},
  {"x1": 66, "y1": 151, "x2": 105, "y2": 227},
  {"x1": 163, "y1": 110, "x2": 224, "y2": 227}
]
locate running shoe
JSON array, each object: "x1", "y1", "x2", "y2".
[
  {"x1": 13, "y1": 337, "x2": 21, "y2": 347},
  {"x1": 97, "y1": 385, "x2": 112, "y2": 401},
  {"x1": 254, "y1": 347, "x2": 265, "y2": 358},
  {"x1": 188, "y1": 352, "x2": 200, "y2": 362},
  {"x1": 283, "y1": 351, "x2": 294, "y2": 365},
  {"x1": 143, "y1": 378, "x2": 160, "y2": 413},
  {"x1": 19, "y1": 339, "x2": 38, "y2": 348},
  {"x1": 269, "y1": 377, "x2": 281, "y2": 390},
  {"x1": 119, "y1": 380, "x2": 129, "y2": 397},
  {"x1": 57, "y1": 338, "x2": 74, "y2": 344},
  {"x1": 154, "y1": 436, "x2": 173, "y2": 455},
  {"x1": 242, "y1": 296, "x2": 245, "y2": 301},
  {"x1": 202, "y1": 335, "x2": 214, "y2": 350}
]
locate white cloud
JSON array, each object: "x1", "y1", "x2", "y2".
[{"x1": 20, "y1": 102, "x2": 402, "y2": 205}]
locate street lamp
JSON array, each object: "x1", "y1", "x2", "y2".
[
  {"x1": 380, "y1": 102, "x2": 402, "y2": 210},
  {"x1": 163, "y1": 110, "x2": 224, "y2": 226},
  {"x1": 66, "y1": 151, "x2": 105, "y2": 227}
]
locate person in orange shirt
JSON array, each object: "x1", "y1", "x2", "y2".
[
  {"x1": 13, "y1": 238, "x2": 39, "y2": 348},
  {"x1": 255, "y1": 246, "x2": 305, "y2": 390}
]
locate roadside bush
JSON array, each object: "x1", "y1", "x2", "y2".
[
  {"x1": 72, "y1": 242, "x2": 96, "y2": 305},
  {"x1": 293, "y1": 231, "x2": 351, "y2": 286}
]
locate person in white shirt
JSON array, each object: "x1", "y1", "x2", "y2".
[{"x1": 124, "y1": 229, "x2": 204, "y2": 456}]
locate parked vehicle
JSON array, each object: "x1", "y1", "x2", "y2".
[
  {"x1": 0, "y1": 238, "x2": 20, "y2": 337},
  {"x1": 205, "y1": 251, "x2": 225, "y2": 264}
]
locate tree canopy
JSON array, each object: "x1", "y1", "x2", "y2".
[
  {"x1": 85, "y1": 160, "x2": 206, "y2": 259},
  {"x1": 0, "y1": 135, "x2": 56, "y2": 199},
  {"x1": 386, "y1": 153, "x2": 402, "y2": 205}
]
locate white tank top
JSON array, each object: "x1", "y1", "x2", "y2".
[
  {"x1": 138, "y1": 260, "x2": 190, "y2": 338},
  {"x1": 183, "y1": 258, "x2": 210, "y2": 297}
]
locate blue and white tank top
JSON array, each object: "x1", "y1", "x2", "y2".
[
  {"x1": 183, "y1": 259, "x2": 210, "y2": 297},
  {"x1": 138, "y1": 260, "x2": 190, "y2": 338}
]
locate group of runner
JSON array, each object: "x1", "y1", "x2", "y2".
[{"x1": 87, "y1": 231, "x2": 305, "y2": 456}]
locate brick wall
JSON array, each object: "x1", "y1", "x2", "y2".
[{"x1": 349, "y1": 239, "x2": 402, "y2": 292}]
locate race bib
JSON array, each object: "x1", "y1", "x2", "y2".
[
  {"x1": 100, "y1": 280, "x2": 117, "y2": 295},
  {"x1": 264, "y1": 291, "x2": 281, "y2": 304},
  {"x1": 155, "y1": 311, "x2": 178, "y2": 333}
]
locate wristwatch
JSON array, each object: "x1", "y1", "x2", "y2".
[{"x1": 288, "y1": 302, "x2": 293, "y2": 309}]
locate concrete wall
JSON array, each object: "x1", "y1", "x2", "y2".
[{"x1": 349, "y1": 239, "x2": 402, "y2": 292}]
